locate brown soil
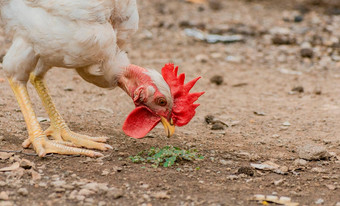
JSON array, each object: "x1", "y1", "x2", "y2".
[{"x1": 0, "y1": 0, "x2": 339, "y2": 205}]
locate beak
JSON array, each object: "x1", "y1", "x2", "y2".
[{"x1": 160, "y1": 117, "x2": 175, "y2": 138}]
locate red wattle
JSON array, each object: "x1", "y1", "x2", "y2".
[{"x1": 122, "y1": 106, "x2": 161, "y2": 138}]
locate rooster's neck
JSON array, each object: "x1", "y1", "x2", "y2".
[{"x1": 118, "y1": 64, "x2": 152, "y2": 98}]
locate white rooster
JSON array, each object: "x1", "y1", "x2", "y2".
[{"x1": 1, "y1": 0, "x2": 203, "y2": 157}]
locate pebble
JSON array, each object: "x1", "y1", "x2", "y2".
[
  {"x1": 51, "y1": 180, "x2": 67, "y2": 188},
  {"x1": 282, "y1": 121, "x2": 291, "y2": 126},
  {"x1": 225, "y1": 55, "x2": 242, "y2": 63},
  {"x1": 315, "y1": 198, "x2": 324, "y2": 204},
  {"x1": 293, "y1": 159, "x2": 307, "y2": 167},
  {"x1": 226, "y1": 175, "x2": 239, "y2": 180},
  {"x1": 106, "y1": 188, "x2": 123, "y2": 199},
  {"x1": 311, "y1": 167, "x2": 327, "y2": 173},
  {"x1": 336, "y1": 202, "x2": 340, "y2": 206},
  {"x1": 205, "y1": 115, "x2": 215, "y2": 124},
  {"x1": 98, "y1": 201, "x2": 107, "y2": 206},
  {"x1": 211, "y1": 122, "x2": 225, "y2": 130},
  {"x1": 298, "y1": 144, "x2": 330, "y2": 160},
  {"x1": 208, "y1": 0, "x2": 223, "y2": 11},
  {"x1": 219, "y1": 159, "x2": 232, "y2": 165},
  {"x1": 20, "y1": 159, "x2": 34, "y2": 170},
  {"x1": 274, "y1": 179, "x2": 284, "y2": 186},
  {"x1": 237, "y1": 166, "x2": 254, "y2": 176},
  {"x1": 0, "y1": 191, "x2": 9, "y2": 200},
  {"x1": 17, "y1": 188, "x2": 28, "y2": 196},
  {"x1": 82, "y1": 182, "x2": 108, "y2": 192},
  {"x1": 294, "y1": 15, "x2": 304, "y2": 22},
  {"x1": 76, "y1": 195, "x2": 85, "y2": 202},
  {"x1": 210, "y1": 75, "x2": 224, "y2": 85},
  {"x1": 78, "y1": 189, "x2": 94, "y2": 196},
  {"x1": 0, "y1": 201, "x2": 14, "y2": 206},
  {"x1": 300, "y1": 48, "x2": 313, "y2": 58},
  {"x1": 151, "y1": 191, "x2": 170, "y2": 199}
]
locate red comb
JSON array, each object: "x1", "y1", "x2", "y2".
[{"x1": 161, "y1": 63, "x2": 204, "y2": 126}]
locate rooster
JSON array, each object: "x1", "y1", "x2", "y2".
[{"x1": 1, "y1": 0, "x2": 203, "y2": 157}]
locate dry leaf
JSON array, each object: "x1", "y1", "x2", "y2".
[{"x1": 0, "y1": 162, "x2": 20, "y2": 172}]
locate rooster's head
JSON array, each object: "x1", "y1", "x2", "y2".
[{"x1": 120, "y1": 63, "x2": 204, "y2": 138}]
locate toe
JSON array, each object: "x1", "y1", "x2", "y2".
[{"x1": 45, "y1": 141, "x2": 104, "y2": 157}]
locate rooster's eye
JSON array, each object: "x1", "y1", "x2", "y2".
[{"x1": 156, "y1": 97, "x2": 167, "y2": 106}]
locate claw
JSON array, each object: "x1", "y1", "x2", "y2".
[{"x1": 105, "y1": 144, "x2": 113, "y2": 150}]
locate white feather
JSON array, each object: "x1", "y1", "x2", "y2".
[{"x1": 1, "y1": 0, "x2": 139, "y2": 87}]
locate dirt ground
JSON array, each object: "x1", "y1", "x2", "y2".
[{"x1": 1, "y1": 0, "x2": 340, "y2": 205}]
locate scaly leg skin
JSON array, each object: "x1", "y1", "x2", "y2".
[
  {"x1": 8, "y1": 78, "x2": 103, "y2": 157},
  {"x1": 28, "y1": 74, "x2": 112, "y2": 151}
]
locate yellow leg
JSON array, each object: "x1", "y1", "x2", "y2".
[
  {"x1": 29, "y1": 74, "x2": 112, "y2": 151},
  {"x1": 8, "y1": 78, "x2": 103, "y2": 157}
]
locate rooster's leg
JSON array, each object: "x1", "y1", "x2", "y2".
[
  {"x1": 8, "y1": 78, "x2": 103, "y2": 157},
  {"x1": 29, "y1": 74, "x2": 112, "y2": 151}
]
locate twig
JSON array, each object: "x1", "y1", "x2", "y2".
[{"x1": 0, "y1": 149, "x2": 38, "y2": 156}]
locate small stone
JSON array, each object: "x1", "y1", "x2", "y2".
[
  {"x1": 68, "y1": 190, "x2": 78, "y2": 200},
  {"x1": 17, "y1": 188, "x2": 28, "y2": 196},
  {"x1": 210, "y1": 75, "x2": 223, "y2": 85},
  {"x1": 205, "y1": 115, "x2": 215, "y2": 124},
  {"x1": 84, "y1": 198, "x2": 94, "y2": 203},
  {"x1": 294, "y1": 15, "x2": 303, "y2": 22},
  {"x1": 20, "y1": 159, "x2": 35, "y2": 169},
  {"x1": 0, "y1": 191, "x2": 9, "y2": 200},
  {"x1": 51, "y1": 180, "x2": 67, "y2": 188},
  {"x1": 226, "y1": 175, "x2": 239, "y2": 180},
  {"x1": 311, "y1": 167, "x2": 327, "y2": 173},
  {"x1": 152, "y1": 191, "x2": 170, "y2": 199},
  {"x1": 282, "y1": 121, "x2": 291, "y2": 126},
  {"x1": 101, "y1": 169, "x2": 110, "y2": 176},
  {"x1": 0, "y1": 201, "x2": 14, "y2": 206},
  {"x1": 315, "y1": 198, "x2": 324, "y2": 204},
  {"x1": 274, "y1": 179, "x2": 284, "y2": 186},
  {"x1": 225, "y1": 55, "x2": 242, "y2": 63},
  {"x1": 292, "y1": 86, "x2": 304, "y2": 93},
  {"x1": 208, "y1": 0, "x2": 222, "y2": 11},
  {"x1": 272, "y1": 34, "x2": 296, "y2": 45},
  {"x1": 300, "y1": 48, "x2": 313, "y2": 58},
  {"x1": 82, "y1": 182, "x2": 108, "y2": 192},
  {"x1": 219, "y1": 159, "x2": 232, "y2": 165},
  {"x1": 314, "y1": 88, "x2": 322, "y2": 95},
  {"x1": 0, "y1": 181, "x2": 6, "y2": 187},
  {"x1": 298, "y1": 144, "x2": 330, "y2": 160},
  {"x1": 98, "y1": 201, "x2": 107, "y2": 206},
  {"x1": 78, "y1": 189, "x2": 94, "y2": 196},
  {"x1": 106, "y1": 188, "x2": 123, "y2": 199},
  {"x1": 325, "y1": 184, "x2": 336, "y2": 190},
  {"x1": 237, "y1": 166, "x2": 254, "y2": 176},
  {"x1": 211, "y1": 122, "x2": 225, "y2": 130},
  {"x1": 293, "y1": 159, "x2": 307, "y2": 166},
  {"x1": 64, "y1": 87, "x2": 74, "y2": 91},
  {"x1": 335, "y1": 202, "x2": 340, "y2": 206},
  {"x1": 76, "y1": 195, "x2": 85, "y2": 202}
]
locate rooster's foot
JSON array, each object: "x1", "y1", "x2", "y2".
[
  {"x1": 23, "y1": 126, "x2": 112, "y2": 152},
  {"x1": 22, "y1": 134, "x2": 104, "y2": 157}
]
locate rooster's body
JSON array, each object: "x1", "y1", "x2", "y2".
[{"x1": 1, "y1": 0, "x2": 203, "y2": 157}]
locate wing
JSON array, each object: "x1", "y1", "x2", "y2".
[
  {"x1": 111, "y1": 0, "x2": 139, "y2": 48},
  {"x1": 25, "y1": 0, "x2": 113, "y2": 23}
]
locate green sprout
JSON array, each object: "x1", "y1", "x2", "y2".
[{"x1": 129, "y1": 146, "x2": 204, "y2": 168}]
